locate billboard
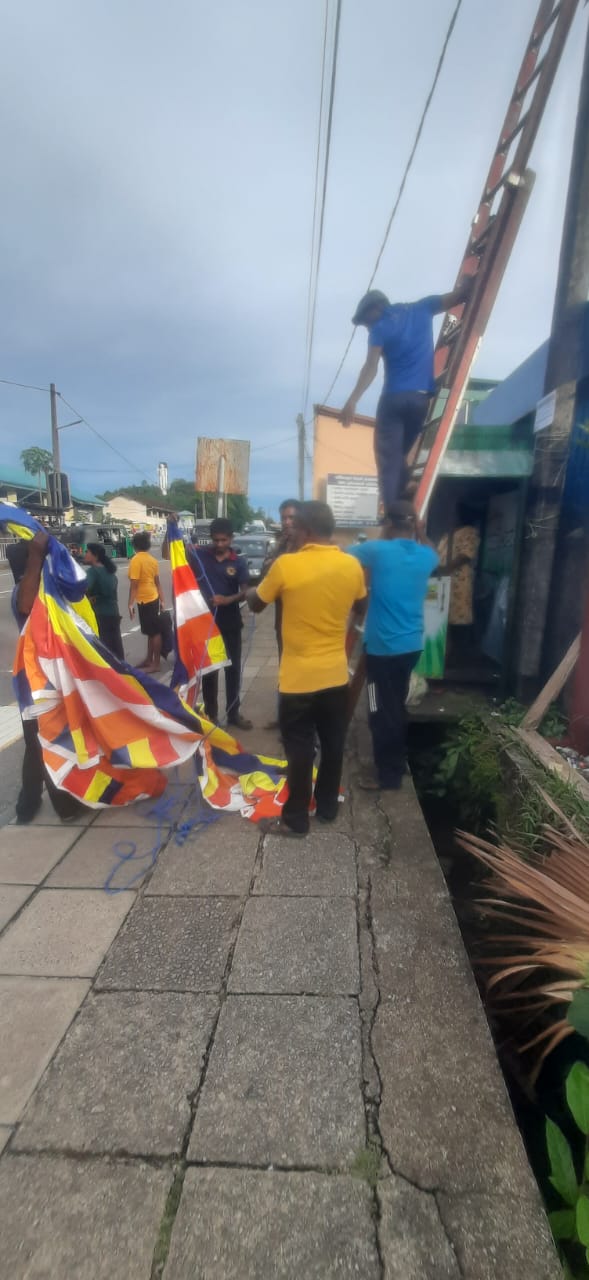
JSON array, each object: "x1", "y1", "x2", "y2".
[
  {"x1": 195, "y1": 438, "x2": 250, "y2": 495},
  {"x1": 325, "y1": 473, "x2": 379, "y2": 527}
]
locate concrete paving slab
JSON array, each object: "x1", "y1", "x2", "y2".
[
  {"x1": 0, "y1": 889, "x2": 134, "y2": 977},
  {"x1": 373, "y1": 986, "x2": 534, "y2": 1198},
  {"x1": 377, "y1": 1176, "x2": 461, "y2": 1279},
  {"x1": 0, "y1": 1153, "x2": 172, "y2": 1279},
  {"x1": 46, "y1": 826, "x2": 164, "y2": 890},
  {"x1": 371, "y1": 862, "x2": 474, "y2": 995},
  {"x1": 97, "y1": 896, "x2": 240, "y2": 992},
  {"x1": 146, "y1": 818, "x2": 258, "y2": 896},
  {"x1": 0, "y1": 825, "x2": 81, "y2": 884},
  {"x1": 15, "y1": 991, "x2": 217, "y2": 1155},
  {"x1": 255, "y1": 830, "x2": 356, "y2": 896},
  {"x1": 437, "y1": 1193, "x2": 560, "y2": 1279},
  {"x1": 165, "y1": 1168, "x2": 380, "y2": 1278},
  {"x1": 228, "y1": 897, "x2": 359, "y2": 994},
  {"x1": 0, "y1": 975, "x2": 89, "y2": 1123},
  {"x1": 0, "y1": 883, "x2": 33, "y2": 931},
  {"x1": 189, "y1": 995, "x2": 364, "y2": 1165},
  {"x1": 0, "y1": 1126, "x2": 12, "y2": 1154}
]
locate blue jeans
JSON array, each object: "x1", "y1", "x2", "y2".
[{"x1": 375, "y1": 391, "x2": 430, "y2": 509}]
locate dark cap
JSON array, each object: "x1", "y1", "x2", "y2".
[
  {"x1": 351, "y1": 290, "x2": 390, "y2": 325},
  {"x1": 381, "y1": 501, "x2": 416, "y2": 526}
]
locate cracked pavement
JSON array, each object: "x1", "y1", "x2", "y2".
[{"x1": 0, "y1": 613, "x2": 561, "y2": 1277}]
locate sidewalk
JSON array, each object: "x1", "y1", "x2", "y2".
[{"x1": 0, "y1": 611, "x2": 559, "y2": 1277}]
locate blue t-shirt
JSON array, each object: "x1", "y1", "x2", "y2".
[
  {"x1": 187, "y1": 544, "x2": 248, "y2": 630},
  {"x1": 368, "y1": 296, "x2": 443, "y2": 395},
  {"x1": 349, "y1": 539, "x2": 438, "y2": 656}
]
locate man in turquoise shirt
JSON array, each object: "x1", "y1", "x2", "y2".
[{"x1": 349, "y1": 501, "x2": 438, "y2": 790}]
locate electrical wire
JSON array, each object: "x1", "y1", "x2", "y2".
[
  {"x1": 251, "y1": 433, "x2": 297, "y2": 453},
  {"x1": 301, "y1": 0, "x2": 331, "y2": 408},
  {"x1": 57, "y1": 392, "x2": 146, "y2": 479},
  {"x1": 301, "y1": 0, "x2": 343, "y2": 419},
  {"x1": 0, "y1": 377, "x2": 49, "y2": 393},
  {"x1": 321, "y1": 0, "x2": 464, "y2": 408}
]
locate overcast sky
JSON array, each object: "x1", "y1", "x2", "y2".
[{"x1": 0, "y1": 0, "x2": 586, "y2": 514}]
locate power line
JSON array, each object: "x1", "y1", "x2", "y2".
[
  {"x1": 251, "y1": 433, "x2": 297, "y2": 453},
  {"x1": 321, "y1": 0, "x2": 464, "y2": 408},
  {"x1": 301, "y1": 0, "x2": 331, "y2": 408},
  {"x1": 0, "y1": 377, "x2": 49, "y2": 393},
  {"x1": 301, "y1": 0, "x2": 343, "y2": 419},
  {"x1": 57, "y1": 392, "x2": 146, "y2": 479}
]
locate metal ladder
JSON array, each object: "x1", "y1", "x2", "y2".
[{"x1": 413, "y1": 0, "x2": 580, "y2": 519}]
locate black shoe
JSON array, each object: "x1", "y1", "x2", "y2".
[
  {"x1": 228, "y1": 714, "x2": 253, "y2": 731},
  {"x1": 15, "y1": 799, "x2": 43, "y2": 825}
]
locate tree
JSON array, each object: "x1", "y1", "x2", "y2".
[
  {"x1": 99, "y1": 478, "x2": 263, "y2": 531},
  {"x1": 21, "y1": 446, "x2": 53, "y2": 502}
]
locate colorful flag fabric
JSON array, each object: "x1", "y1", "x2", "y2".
[
  {"x1": 167, "y1": 520, "x2": 227, "y2": 705},
  {"x1": 1, "y1": 503, "x2": 289, "y2": 820}
]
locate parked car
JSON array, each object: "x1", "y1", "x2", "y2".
[{"x1": 233, "y1": 534, "x2": 275, "y2": 583}]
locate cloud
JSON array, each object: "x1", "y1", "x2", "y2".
[{"x1": 0, "y1": 0, "x2": 585, "y2": 514}]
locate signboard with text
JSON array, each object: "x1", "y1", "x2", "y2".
[{"x1": 325, "y1": 473, "x2": 379, "y2": 527}]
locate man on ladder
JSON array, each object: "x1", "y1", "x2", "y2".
[{"x1": 340, "y1": 281, "x2": 471, "y2": 507}]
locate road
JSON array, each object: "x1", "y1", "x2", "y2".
[{"x1": 0, "y1": 552, "x2": 172, "y2": 826}]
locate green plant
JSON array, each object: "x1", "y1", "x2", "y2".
[
  {"x1": 425, "y1": 709, "x2": 588, "y2": 852},
  {"x1": 351, "y1": 1145, "x2": 381, "y2": 1188},
  {"x1": 495, "y1": 697, "x2": 567, "y2": 740},
  {"x1": 427, "y1": 713, "x2": 503, "y2": 830},
  {"x1": 546, "y1": 1062, "x2": 589, "y2": 1277}
]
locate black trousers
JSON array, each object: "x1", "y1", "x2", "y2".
[
  {"x1": 279, "y1": 684, "x2": 348, "y2": 834},
  {"x1": 202, "y1": 626, "x2": 242, "y2": 724},
  {"x1": 365, "y1": 652, "x2": 420, "y2": 788},
  {"x1": 375, "y1": 391, "x2": 430, "y2": 506},
  {"x1": 17, "y1": 718, "x2": 85, "y2": 822},
  {"x1": 97, "y1": 615, "x2": 124, "y2": 662}
]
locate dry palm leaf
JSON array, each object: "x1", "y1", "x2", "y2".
[{"x1": 457, "y1": 826, "x2": 589, "y2": 1082}]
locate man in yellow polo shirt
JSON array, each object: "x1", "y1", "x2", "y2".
[{"x1": 248, "y1": 500, "x2": 366, "y2": 836}]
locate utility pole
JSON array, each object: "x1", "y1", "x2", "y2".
[
  {"x1": 50, "y1": 383, "x2": 63, "y2": 514},
  {"x1": 297, "y1": 413, "x2": 305, "y2": 502},
  {"x1": 515, "y1": 18, "x2": 589, "y2": 692}
]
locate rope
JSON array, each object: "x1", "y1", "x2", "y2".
[{"x1": 103, "y1": 768, "x2": 223, "y2": 894}]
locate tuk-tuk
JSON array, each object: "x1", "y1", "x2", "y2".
[
  {"x1": 59, "y1": 524, "x2": 104, "y2": 562},
  {"x1": 98, "y1": 525, "x2": 130, "y2": 558}
]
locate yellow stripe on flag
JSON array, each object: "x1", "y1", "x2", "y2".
[{"x1": 127, "y1": 738, "x2": 158, "y2": 768}]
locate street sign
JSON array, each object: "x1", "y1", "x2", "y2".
[{"x1": 326, "y1": 473, "x2": 379, "y2": 526}]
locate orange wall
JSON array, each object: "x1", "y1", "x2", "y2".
[
  {"x1": 313, "y1": 408, "x2": 379, "y2": 545},
  {"x1": 313, "y1": 410, "x2": 376, "y2": 500}
]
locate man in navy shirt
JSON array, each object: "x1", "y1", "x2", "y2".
[
  {"x1": 349, "y1": 502, "x2": 438, "y2": 791},
  {"x1": 187, "y1": 518, "x2": 252, "y2": 731},
  {"x1": 341, "y1": 282, "x2": 471, "y2": 507}
]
